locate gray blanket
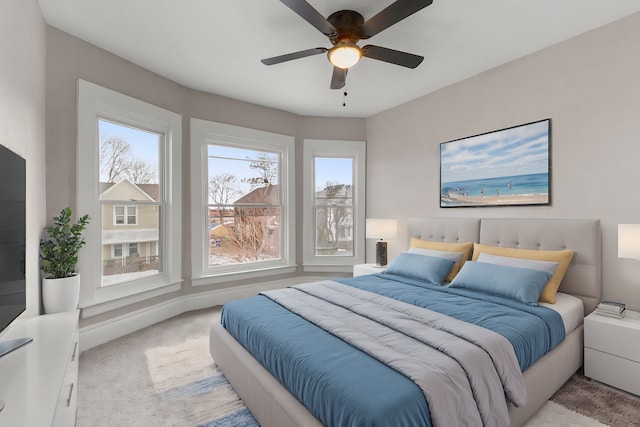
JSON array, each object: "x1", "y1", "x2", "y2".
[{"x1": 262, "y1": 281, "x2": 526, "y2": 427}]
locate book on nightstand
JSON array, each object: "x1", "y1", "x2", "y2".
[{"x1": 595, "y1": 301, "x2": 626, "y2": 318}]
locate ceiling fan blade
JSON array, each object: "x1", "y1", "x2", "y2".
[
  {"x1": 261, "y1": 47, "x2": 327, "y2": 65},
  {"x1": 360, "y1": 0, "x2": 433, "y2": 38},
  {"x1": 330, "y1": 67, "x2": 346, "y2": 89},
  {"x1": 280, "y1": 0, "x2": 337, "y2": 37},
  {"x1": 362, "y1": 45, "x2": 424, "y2": 68}
]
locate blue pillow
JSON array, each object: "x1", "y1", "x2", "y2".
[
  {"x1": 384, "y1": 252, "x2": 455, "y2": 285},
  {"x1": 449, "y1": 261, "x2": 552, "y2": 305}
]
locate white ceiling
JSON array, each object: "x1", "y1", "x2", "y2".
[{"x1": 38, "y1": 0, "x2": 640, "y2": 118}]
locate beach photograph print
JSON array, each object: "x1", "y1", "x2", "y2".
[{"x1": 440, "y1": 119, "x2": 550, "y2": 208}]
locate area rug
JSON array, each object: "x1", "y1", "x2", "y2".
[
  {"x1": 78, "y1": 307, "x2": 639, "y2": 426},
  {"x1": 548, "y1": 369, "x2": 640, "y2": 427}
]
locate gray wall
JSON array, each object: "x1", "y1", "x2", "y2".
[
  {"x1": 365, "y1": 12, "x2": 640, "y2": 311},
  {"x1": 45, "y1": 28, "x2": 365, "y2": 324},
  {"x1": 0, "y1": 0, "x2": 47, "y2": 317},
  {"x1": 41, "y1": 9, "x2": 640, "y2": 321}
]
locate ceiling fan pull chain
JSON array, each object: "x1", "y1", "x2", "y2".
[{"x1": 342, "y1": 90, "x2": 348, "y2": 107}]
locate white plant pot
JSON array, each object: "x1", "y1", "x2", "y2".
[{"x1": 42, "y1": 275, "x2": 80, "y2": 314}]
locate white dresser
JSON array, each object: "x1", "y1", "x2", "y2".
[
  {"x1": 0, "y1": 310, "x2": 80, "y2": 426},
  {"x1": 584, "y1": 309, "x2": 640, "y2": 396}
]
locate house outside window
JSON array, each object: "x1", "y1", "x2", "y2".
[
  {"x1": 314, "y1": 159, "x2": 354, "y2": 256},
  {"x1": 99, "y1": 126, "x2": 161, "y2": 286},
  {"x1": 190, "y1": 119, "x2": 295, "y2": 285},
  {"x1": 303, "y1": 139, "x2": 365, "y2": 272},
  {"x1": 207, "y1": 145, "x2": 281, "y2": 266},
  {"x1": 77, "y1": 80, "x2": 182, "y2": 310}
]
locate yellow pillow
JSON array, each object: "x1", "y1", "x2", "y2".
[
  {"x1": 472, "y1": 243, "x2": 574, "y2": 304},
  {"x1": 409, "y1": 238, "x2": 473, "y2": 282}
]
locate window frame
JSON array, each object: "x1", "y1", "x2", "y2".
[
  {"x1": 112, "y1": 244, "x2": 123, "y2": 259},
  {"x1": 114, "y1": 205, "x2": 138, "y2": 225},
  {"x1": 128, "y1": 242, "x2": 138, "y2": 255},
  {"x1": 77, "y1": 80, "x2": 182, "y2": 311},
  {"x1": 303, "y1": 139, "x2": 366, "y2": 272},
  {"x1": 190, "y1": 118, "x2": 296, "y2": 285}
]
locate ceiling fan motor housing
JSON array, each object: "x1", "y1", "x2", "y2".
[{"x1": 327, "y1": 10, "x2": 367, "y2": 44}]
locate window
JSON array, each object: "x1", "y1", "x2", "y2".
[
  {"x1": 77, "y1": 80, "x2": 182, "y2": 310},
  {"x1": 114, "y1": 205, "x2": 137, "y2": 225},
  {"x1": 129, "y1": 243, "x2": 138, "y2": 255},
  {"x1": 190, "y1": 119, "x2": 295, "y2": 284},
  {"x1": 207, "y1": 145, "x2": 281, "y2": 266},
  {"x1": 113, "y1": 244, "x2": 123, "y2": 258},
  {"x1": 303, "y1": 139, "x2": 366, "y2": 272}
]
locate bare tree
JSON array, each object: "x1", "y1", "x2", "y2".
[
  {"x1": 126, "y1": 159, "x2": 156, "y2": 184},
  {"x1": 228, "y1": 207, "x2": 280, "y2": 261},
  {"x1": 208, "y1": 173, "x2": 241, "y2": 223},
  {"x1": 100, "y1": 136, "x2": 156, "y2": 184},
  {"x1": 242, "y1": 153, "x2": 277, "y2": 190}
]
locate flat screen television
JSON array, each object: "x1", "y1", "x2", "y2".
[{"x1": 0, "y1": 144, "x2": 30, "y2": 359}]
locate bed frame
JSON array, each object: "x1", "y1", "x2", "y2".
[{"x1": 210, "y1": 218, "x2": 601, "y2": 427}]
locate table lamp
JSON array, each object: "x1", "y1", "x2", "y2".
[
  {"x1": 366, "y1": 218, "x2": 398, "y2": 267},
  {"x1": 618, "y1": 224, "x2": 640, "y2": 260}
]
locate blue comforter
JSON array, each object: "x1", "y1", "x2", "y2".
[{"x1": 221, "y1": 273, "x2": 565, "y2": 427}]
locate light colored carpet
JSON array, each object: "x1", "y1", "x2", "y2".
[
  {"x1": 77, "y1": 307, "x2": 256, "y2": 426},
  {"x1": 78, "y1": 307, "x2": 638, "y2": 426},
  {"x1": 524, "y1": 401, "x2": 608, "y2": 427}
]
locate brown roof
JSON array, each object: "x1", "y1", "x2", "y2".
[{"x1": 234, "y1": 184, "x2": 279, "y2": 205}]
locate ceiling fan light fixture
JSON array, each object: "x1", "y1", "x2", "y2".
[{"x1": 328, "y1": 42, "x2": 362, "y2": 69}]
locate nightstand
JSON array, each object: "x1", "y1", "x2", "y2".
[
  {"x1": 584, "y1": 309, "x2": 640, "y2": 396},
  {"x1": 353, "y1": 263, "x2": 386, "y2": 277}
]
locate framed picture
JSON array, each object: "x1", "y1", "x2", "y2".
[{"x1": 440, "y1": 119, "x2": 551, "y2": 208}]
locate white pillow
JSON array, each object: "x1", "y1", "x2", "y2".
[
  {"x1": 408, "y1": 247, "x2": 464, "y2": 263},
  {"x1": 476, "y1": 252, "x2": 559, "y2": 275}
]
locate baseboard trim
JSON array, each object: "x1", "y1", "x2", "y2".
[{"x1": 79, "y1": 276, "x2": 325, "y2": 352}]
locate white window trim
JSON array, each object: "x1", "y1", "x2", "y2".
[
  {"x1": 77, "y1": 80, "x2": 182, "y2": 310},
  {"x1": 113, "y1": 205, "x2": 138, "y2": 225},
  {"x1": 303, "y1": 139, "x2": 366, "y2": 272},
  {"x1": 190, "y1": 118, "x2": 296, "y2": 285}
]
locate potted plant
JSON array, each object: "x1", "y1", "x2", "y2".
[{"x1": 40, "y1": 207, "x2": 90, "y2": 313}]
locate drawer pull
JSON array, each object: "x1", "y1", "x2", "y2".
[
  {"x1": 71, "y1": 341, "x2": 79, "y2": 361},
  {"x1": 66, "y1": 383, "x2": 74, "y2": 407}
]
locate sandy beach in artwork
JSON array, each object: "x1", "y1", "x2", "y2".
[{"x1": 442, "y1": 192, "x2": 548, "y2": 206}]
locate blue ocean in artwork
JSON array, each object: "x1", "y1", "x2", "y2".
[{"x1": 441, "y1": 173, "x2": 548, "y2": 201}]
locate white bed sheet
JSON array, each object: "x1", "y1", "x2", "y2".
[{"x1": 539, "y1": 292, "x2": 584, "y2": 334}]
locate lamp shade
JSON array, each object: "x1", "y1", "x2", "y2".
[
  {"x1": 366, "y1": 218, "x2": 398, "y2": 240},
  {"x1": 618, "y1": 224, "x2": 640, "y2": 260},
  {"x1": 328, "y1": 42, "x2": 362, "y2": 69}
]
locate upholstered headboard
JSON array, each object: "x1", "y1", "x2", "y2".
[
  {"x1": 407, "y1": 218, "x2": 481, "y2": 244},
  {"x1": 407, "y1": 218, "x2": 602, "y2": 315}
]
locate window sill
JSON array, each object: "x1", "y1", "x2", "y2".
[
  {"x1": 192, "y1": 265, "x2": 297, "y2": 287},
  {"x1": 302, "y1": 264, "x2": 355, "y2": 274},
  {"x1": 81, "y1": 280, "x2": 182, "y2": 318}
]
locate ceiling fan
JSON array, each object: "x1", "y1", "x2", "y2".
[{"x1": 261, "y1": 0, "x2": 433, "y2": 89}]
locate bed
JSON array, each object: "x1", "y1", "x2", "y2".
[{"x1": 210, "y1": 218, "x2": 601, "y2": 426}]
